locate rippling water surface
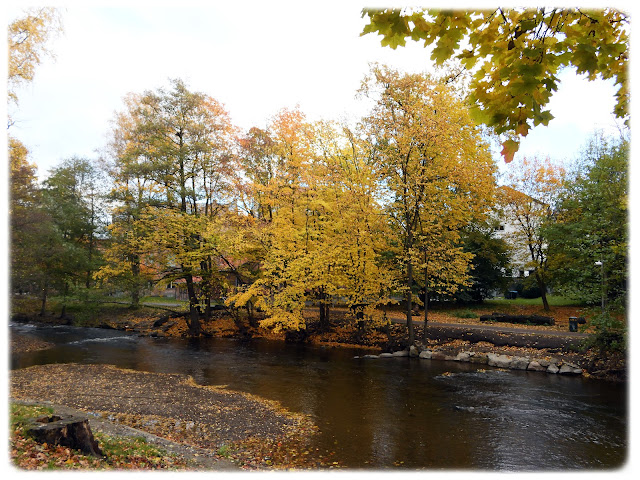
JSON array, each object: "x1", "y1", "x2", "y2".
[{"x1": 10, "y1": 324, "x2": 627, "y2": 470}]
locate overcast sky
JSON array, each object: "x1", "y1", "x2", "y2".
[{"x1": 6, "y1": 1, "x2": 627, "y2": 181}]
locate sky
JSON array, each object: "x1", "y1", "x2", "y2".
[{"x1": 6, "y1": 1, "x2": 627, "y2": 181}]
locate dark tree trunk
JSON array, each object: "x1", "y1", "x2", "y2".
[
  {"x1": 130, "y1": 255, "x2": 141, "y2": 308},
  {"x1": 247, "y1": 301, "x2": 258, "y2": 328},
  {"x1": 406, "y1": 257, "x2": 415, "y2": 345},
  {"x1": 59, "y1": 282, "x2": 69, "y2": 320},
  {"x1": 39, "y1": 278, "x2": 48, "y2": 316},
  {"x1": 26, "y1": 414, "x2": 103, "y2": 457},
  {"x1": 203, "y1": 292, "x2": 212, "y2": 323},
  {"x1": 318, "y1": 288, "x2": 330, "y2": 332},
  {"x1": 423, "y1": 262, "x2": 429, "y2": 343},
  {"x1": 535, "y1": 271, "x2": 550, "y2": 311},
  {"x1": 184, "y1": 274, "x2": 201, "y2": 336}
]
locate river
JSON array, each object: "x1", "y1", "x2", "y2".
[{"x1": 10, "y1": 323, "x2": 627, "y2": 470}]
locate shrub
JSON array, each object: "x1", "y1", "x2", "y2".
[{"x1": 581, "y1": 312, "x2": 626, "y2": 354}]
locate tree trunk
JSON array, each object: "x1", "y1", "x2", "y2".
[
  {"x1": 318, "y1": 288, "x2": 330, "y2": 332},
  {"x1": 535, "y1": 271, "x2": 550, "y2": 311},
  {"x1": 406, "y1": 257, "x2": 415, "y2": 345},
  {"x1": 423, "y1": 261, "x2": 429, "y2": 343},
  {"x1": 130, "y1": 255, "x2": 141, "y2": 308},
  {"x1": 184, "y1": 274, "x2": 201, "y2": 336},
  {"x1": 59, "y1": 282, "x2": 69, "y2": 320},
  {"x1": 26, "y1": 414, "x2": 102, "y2": 457},
  {"x1": 39, "y1": 278, "x2": 48, "y2": 316},
  {"x1": 247, "y1": 301, "x2": 258, "y2": 328}
]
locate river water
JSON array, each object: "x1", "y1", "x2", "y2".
[{"x1": 10, "y1": 323, "x2": 627, "y2": 470}]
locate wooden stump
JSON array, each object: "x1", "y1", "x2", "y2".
[{"x1": 25, "y1": 414, "x2": 103, "y2": 457}]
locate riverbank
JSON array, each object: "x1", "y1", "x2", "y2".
[
  {"x1": 10, "y1": 300, "x2": 626, "y2": 381},
  {"x1": 9, "y1": 364, "x2": 332, "y2": 470}
]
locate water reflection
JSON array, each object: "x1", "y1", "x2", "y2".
[{"x1": 10, "y1": 324, "x2": 627, "y2": 470}]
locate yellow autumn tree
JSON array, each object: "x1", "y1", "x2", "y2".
[
  {"x1": 229, "y1": 113, "x2": 398, "y2": 334},
  {"x1": 7, "y1": 7, "x2": 62, "y2": 108},
  {"x1": 311, "y1": 120, "x2": 398, "y2": 332},
  {"x1": 228, "y1": 108, "x2": 316, "y2": 333},
  {"x1": 360, "y1": 65, "x2": 496, "y2": 344},
  {"x1": 98, "y1": 80, "x2": 238, "y2": 335}
]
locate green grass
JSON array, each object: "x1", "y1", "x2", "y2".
[
  {"x1": 451, "y1": 308, "x2": 479, "y2": 319},
  {"x1": 10, "y1": 402, "x2": 191, "y2": 470},
  {"x1": 485, "y1": 295, "x2": 586, "y2": 307},
  {"x1": 216, "y1": 444, "x2": 232, "y2": 458},
  {"x1": 140, "y1": 296, "x2": 189, "y2": 306},
  {"x1": 10, "y1": 404, "x2": 55, "y2": 429}
]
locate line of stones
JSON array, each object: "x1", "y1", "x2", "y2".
[{"x1": 355, "y1": 346, "x2": 584, "y2": 375}]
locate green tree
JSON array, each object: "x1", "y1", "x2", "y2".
[
  {"x1": 545, "y1": 134, "x2": 628, "y2": 307},
  {"x1": 361, "y1": 8, "x2": 629, "y2": 161},
  {"x1": 38, "y1": 158, "x2": 106, "y2": 316},
  {"x1": 9, "y1": 137, "x2": 52, "y2": 299},
  {"x1": 360, "y1": 65, "x2": 496, "y2": 344},
  {"x1": 457, "y1": 223, "x2": 511, "y2": 302}
]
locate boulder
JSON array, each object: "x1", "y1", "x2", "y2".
[
  {"x1": 455, "y1": 352, "x2": 471, "y2": 362},
  {"x1": 510, "y1": 357, "x2": 530, "y2": 370},
  {"x1": 379, "y1": 353, "x2": 394, "y2": 358},
  {"x1": 409, "y1": 345, "x2": 420, "y2": 357},
  {"x1": 418, "y1": 350, "x2": 432, "y2": 359},
  {"x1": 487, "y1": 353, "x2": 512, "y2": 368},
  {"x1": 527, "y1": 360, "x2": 547, "y2": 372},
  {"x1": 392, "y1": 350, "x2": 409, "y2": 357},
  {"x1": 559, "y1": 364, "x2": 582, "y2": 375},
  {"x1": 547, "y1": 363, "x2": 559, "y2": 374}
]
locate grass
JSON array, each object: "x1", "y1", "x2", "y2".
[
  {"x1": 10, "y1": 404, "x2": 54, "y2": 428},
  {"x1": 140, "y1": 296, "x2": 189, "y2": 307},
  {"x1": 484, "y1": 295, "x2": 586, "y2": 307},
  {"x1": 216, "y1": 444, "x2": 232, "y2": 458},
  {"x1": 10, "y1": 403, "x2": 191, "y2": 470},
  {"x1": 451, "y1": 308, "x2": 479, "y2": 319}
]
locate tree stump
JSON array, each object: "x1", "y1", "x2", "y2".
[{"x1": 25, "y1": 414, "x2": 103, "y2": 457}]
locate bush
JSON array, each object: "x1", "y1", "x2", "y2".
[
  {"x1": 521, "y1": 285, "x2": 542, "y2": 299},
  {"x1": 505, "y1": 281, "x2": 542, "y2": 299},
  {"x1": 581, "y1": 312, "x2": 626, "y2": 354}
]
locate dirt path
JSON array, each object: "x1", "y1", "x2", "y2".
[{"x1": 396, "y1": 319, "x2": 589, "y2": 350}]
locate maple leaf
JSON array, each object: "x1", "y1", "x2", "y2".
[{"x1": 501, "y1": 139, "x2": 519, "y2": 163}]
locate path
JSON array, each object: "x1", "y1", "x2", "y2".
[{"x1": 392, "y1": 317, "x2": 589, "y2": 350}]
